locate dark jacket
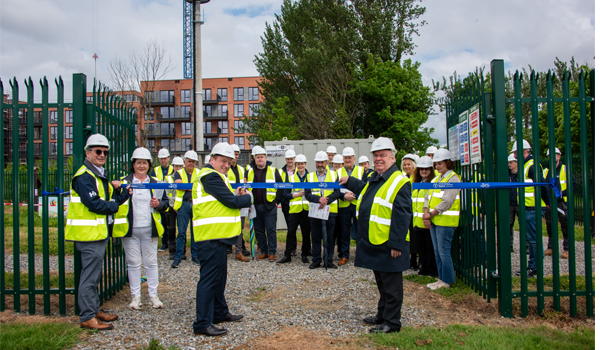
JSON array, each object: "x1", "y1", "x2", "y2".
[
  {"x1": 304, "y1": 168, "x2": 341, "y2": 218},
  {"x1": 120, "y1": 173, "x2": 169, "y2": 238},
  {"x1": 283, "y1": 170, "x2": 308, "y2": 201},
  {"x1": 508, "y1": 170, "x2": 518, "y2": 206},
  {"x1": 280, "y1": 164, "x2": 295, "y2": 211},
  {"x1": 544, "y1": 160, "x2": 577, "y2": 200},
  {"x1": 248, "y1": 160, "x2": 284, "y2": 210},
  {"x1": 523, "y1": 154, "x2": 551, "y2": 209},
  {"x1": 201, "y1": 165, "x2": 253, "y2": 244},
  {"x1": 345, "y1": 163, "x2": 412, "y2": 273}
]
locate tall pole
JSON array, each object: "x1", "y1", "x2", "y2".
[{"x1": 192, "y1": 0, "x2": 206, "y2": 153}]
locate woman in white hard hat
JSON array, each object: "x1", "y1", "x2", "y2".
[
  {"x1": 332, "y1": 154, "x2": 344, "y2": 171},
  {"x1": 412, "y1": 156, "x2": 438, "y2": 277},
  {"x1": 113, "y1": 147, "x2": 170, "y2": 310},
  {"x1": 422, "y1": 149, "x2": 461, "y2": 290},
  {"x1": 401, "y1": 153, "x2": 419, "y2": 270}
]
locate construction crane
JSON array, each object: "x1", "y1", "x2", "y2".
[{"x1": 183, "y1": 0, "x2": 210, "y2": 79}]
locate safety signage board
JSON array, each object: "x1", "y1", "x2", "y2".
[
  {"x1": 448, "y1": 124, "x2": 460, "y2": 161},
  {"x1": 38, "y1": 197, "x2": 69, "y2": 218},
  {"x1": 458, "y1": 110, "x2": 470, "y2": 164},
  {"x1": 469, "y1": 104, "x2": 482, "y2": 164},
  {"x1": 265, "y1": 145, "x2": 294, "y2": 157}
]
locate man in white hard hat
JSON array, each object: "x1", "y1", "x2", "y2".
[
  {"x1": 326, "y1": 145, "x2": 337, "y2": 170},
  {"x1": 279, "y1": 149, "x2": 297, "y2": 256},
  {"x1": 247, "y1": 145, "x2": 285, "y2": 261},
  {"x1": 172, "y1": 150, "x2": 202, "y2": 268},
  {"x1": 163, "y1": 156, "x2": 184, "y2": 259},
  {"x1": 508, "y1": 154, "x2": 519, "y2": 253},
  {"x1": 204, "y1": 155, "x2": 211, "y2": 166},
  {"x1": 358, "y1": 155, "x2": 373, "y2": 177},
  {"x1": 151, "y1": 148, "x2": 174, "y2": 253},
  {"x1": 339, "y1": 137, "x2": 412, "y2": 333},
  {"x1": 510, "y1": 140, "x2": 550, "y2": 278},
  {"x1": 228, "y1": 143, "x2": 251, "y2": 261},
  {"x1": 66, "y1": 133, "x2": 131, "y2": 330},
  {"x1": 425, "y1": 146, "x2": 438, "y2": 158},
  {"x1": 191, "y1": 143, "x2": 252, "y2": 337}
]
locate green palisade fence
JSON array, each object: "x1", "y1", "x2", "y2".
[
  {"x1": 445, "y1": 59, "x2": 594, "y2": 318},
  {"x1": 0, "y1": 73, "x2": 136, "y2": 315}
]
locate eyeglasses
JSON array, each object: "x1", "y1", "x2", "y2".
[{"x1": 93, "y1": 149, "x2": 109, "y2": 156}]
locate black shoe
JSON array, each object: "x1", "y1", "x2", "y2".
[
  {"x1": 168, "y1": 255, "x2": 175, "y2": 260},
  {"x1": 181, "y1": 255, "x2": 187, "y2": 261},
  {"x1": 309, "y1": 262, "x2": 321, "y2": 269},
  {"x1": 242, "y1": 249, "x2": 251, "y2": 257},
  {"x1": 363, "y1": 316, "x2": 384, "y2": 325},
  {"x1": 158, "y1": 244, "x2": 167, "y2": 252},
  {"x1": 516, "y1": 268, "x2": 537, "y2": 278},
  {"x1": 511, "y1": 247, "x2": 515, "y2": 253},
  {"x1": 306, "y1": 251, "x2": 312, "y2": 256},
  {"x1": 325, "y1": 262, "x2": 338, "y2": 269},
  {"x1": 214, "y1": 312, "x2": 244, "y2": 324},
  {"x1": 171, "y1": 259, "x2": 181, "y2": 268},
  {"x1": 291, "y1": 249, "x2": 297, "y2": 257},
  {"x1": 277, "y1": 256, "x2": 292, "y2": 264},
  {"x1": 195, "y1": 325, "x2": 228, "y2": 337},
  {"x1": 369, "y1": 324, "x2": 400, "y2": 333},
  {"x1": 301, "y1": 255, "x2": 309, "y2": 264},
  {"x1": 417, "y1": 270, "x2": 426, "y2": 276},
  {"x1": 192, "y1": 257, "x2": 201, "y2": 265}
]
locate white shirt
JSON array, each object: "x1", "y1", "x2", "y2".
[{"x1": 131, "y1": 175, "x2": 153, "y2": 228}]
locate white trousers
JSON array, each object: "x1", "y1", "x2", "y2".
[{"x1": 121, "y1": 227, "x2": 159, "y2": 297}]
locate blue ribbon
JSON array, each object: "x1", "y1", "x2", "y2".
[
  {"x1": 413, "y1": 178, "x2": 561, "y2": 197},
  {"x1": 41, "y1": 187, "x2": 70, "y2": 196}
]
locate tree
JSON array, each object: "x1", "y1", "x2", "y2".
[
  {"x1": 241, "y1": 96, "x2": 301, "y2": 144},
  {"x1": 107, "y1": 40, "x2": 174, "y2": 149}
]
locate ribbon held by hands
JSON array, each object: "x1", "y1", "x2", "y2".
[{"x1": 41, "y1": 187, "x2": 70, "y2": 196}]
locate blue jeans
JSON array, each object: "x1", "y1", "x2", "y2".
[
  {"x1": 430, "y1": 223, "x2": 456, "y2": 284},
  {"x1": 525, "y1": 208, "x2": 546, "y2": 271},
  {"x1": 175, "y1": 201, "x2": 197, "y2": 260},
  {"x1": 254, "y1": 203, "x2": 278, "y2": 255}
]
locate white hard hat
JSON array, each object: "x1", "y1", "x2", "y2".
[
  {"x1": 511, "y1": 140, "x2": 531, "y2": 153},
  {"x1": 426, "y1": 146, "x2": 438, "y2": 155},
  {"x1": 131, "y1": 147, "x2": 152, "y2": 161},
  {"x1": 85, "y1": 133, "x2": 110, "y2": 150},
  {"x1": 285, "y1": 149, "x2": 296, "y2": 158},
  {"x1": 157, "y1": 148, "x2": 170, "y2": 158},
  {"x1": 370, "y1": 137, "x2": 396, "y2": 153},
  {"x1": 211, "y1": 142, "x2": 235, "y2": 159},
  {"x1": 252, "y1": 145, "x2": 267, "y2": 156},
  {"x1": 358, "y1": 155, "x2": 369, "y2": 164},
  {"x1": 342, "y1": 147, "x2": 355, "y2": 157},
  {"x1": 402, "y1": 153, "x2": 418, "y2": 163},
  {"x1": 204, "y1": 155, "x2": 211, "y2": 164},
  {"x1": 295, "y1": 154, "x2": 307, "y2": 163},
  {"x1": 314, "y1": 151, "x2": 328, "y2": 162},
  {"x1": 332, "y1": 154, "x2": 343, "y2": 164},
  {"x1": 172, "y1": 157, "x2": 184, "y2": 166},
  {"x1": 326, "y1": 145, "x2": 337, "y2": 154},
  {"x1": 508, "y1": 154, "x2": 517, "y2": 162},
  {"x1": 546, "y1": 147, "x2": 561, "y2": 156},
  {"x1": 432, "y1": 149, "x2": 452, "y2": 163},
  {"x1": 184, "y1": 150, "x2": 199, "y2": 161},
  {"x1": 417, "y1": 156, "x2": 433, "y2": 168},
  {"x1": 230, "y1": 143, "x2": 240, "y2": 152}
]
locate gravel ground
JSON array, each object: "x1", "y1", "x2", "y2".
[{"x1": 3, "y1": 254, "x2": 74, "y2": 273}]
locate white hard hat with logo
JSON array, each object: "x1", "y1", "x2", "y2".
[
  {"x1": 230, "y1": 143, "x2": 240, "y2": 152},
  {"x1": 508, "y1": 154, "x2": 517, "y2": 162},
  {"x1": 157, "y1": 148, "x2": 170, "y2": 158},
  {"x1": 314, "y1": 151, "x2": 328, "y2": 162},
  {"x1": 546, "y1": 147, "x2": 561, "y2": 156},
  {"x1": 85, "y1": 133, "x2": 110, "y2": 150},
  {"x1": 211, "y1": 142, "x2": 235, "y2": 159},
  {"x1": 432, "y1": 149, "x2": 452, "y2": 163},
  {"x1": 417, "y1": 156, "x2": 433, "y2": 168},
  {"x1": 402, "y1": 153, "x2": 418, "y2": 163},
  {"x1": 426, "y1": 146, "x2": 438, "y2": 155},
  {"x1": 131, "y1": 147, "x2": 152, "y2": 161},
  {"x1": 370, "y1": 137, "x2": 396, "y2": 154},
  {"x1": 332, "y1": 154, "x2": 343, "y2": 164},
  {"x1": 342, "y1": 147, "x2": 355, "y2": 157},
  {"x1": 285, "y1": 149, "x2": 296, "y2": 158},
  {"x1": 295, "y1": 154, "x2": 307, "y2": 163},
  {"x1": 184, "y1": 150, "x2": 199, "y2": 161},
  {"x1": 326, "y1": 145, "x2": 337, "y2": 154},
  {"x1": 252, "y1": 145, "x2": 267, "y2": 156},
  {"x1": 172, "y1": 157, "x2": 184, "y2": 166},
  {"x1": 510, "y1": 140, "x2": 531, "y2": 153},
  {"x1": 358, "y1": 155, "x2": 369, "y2": 164}
]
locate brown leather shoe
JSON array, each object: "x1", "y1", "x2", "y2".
[
  {"x1": 235, "y1": 252, "x2": 250, "y2": 262},
  {"x1": 338, "y1": 258, "x2": 348, "y2": 266},
  {"x1": 561, "y1": 251, "x2": 569, "y2": 259},
  {"x1": 96, "y1": 309, "x2": 119, "y2": 322},
  {"x1": 80, "y1": 317, "x2": 114, "y2": 330},
  {"x1": 268, "y1": 254, "x2": 276, "y2": 262},
  {"x1": 544, "y1": 249, "x2": 552, "y2": 256},
  {"x1": 257, "y1": 253, "x2": 268, "y2": 260}
]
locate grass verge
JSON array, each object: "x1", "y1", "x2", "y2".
[
  {"x1": 404, "y1": 274, "x2": 475, "y2": 302},
  {"x1": 4, "y1": 272, "x2": 75, "y2": 289},
  {"x1": 0, "y1": 322, "x2": 83, "y2": 350},
  {"x1": 140, "y1": 339, "x2": 182, "y2": 350},
  {"x1": 511, "y1": 273, "x2": 594, "y2": 291}
]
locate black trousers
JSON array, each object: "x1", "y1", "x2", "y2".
[
  {"x1": 285, "y1": 211, "x2": 311, "y2": 257},
  {"x1": 545, "y1": 203, "x2": 569, "y2": 251},
  {"x1": 374, "y1": 270, "x2": 403, "y2": 331},
  {"x1": 165, "y1": 209, "x2": 177, "y2": 256},
  {"x1": 409, "y1": 217, "x2": 418, "y2": 268},
  {"x1": 509, "y1": 205, "x2": 519, "y2": 247},
  {"x1": 414, "y1": 227, "x2": 437, "y2": 277},
  {"x1": 310, "y1": 216, "x2": 336, "y2": 265},
  {"x1": 338, "y1": 205, "x2": 357, "y2": 259}
]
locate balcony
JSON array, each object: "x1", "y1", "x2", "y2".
[
  {"x1": 202, "y1": 94, "x2": 221, "y2": 104},
  {"x1": 157, "y1": 112, "x2": 191, "y2": 122},
  {"x1": 147, "y1": 96, "x2": 175, "y2": 106},
  {"x1": 204, "y1": 127, "x2": 223, "y2": 137},
  {"x1": 146, "y1": 129, "x2": 176, "y2": 139},
  {"x1": 203, "y1": 111, "x2": 228, "y2": 120}
]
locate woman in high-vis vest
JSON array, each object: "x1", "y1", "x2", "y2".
[
  {"x1": 402, "y1": 153, "x2": 419, "y2": 270},
  {"x1": 411, "y1": 156, "x2": 438, "y2": 278},
  {"x1": 114, "y1": 148, "x2": 169, "y2": 310},
  {"x1": 339, "y1": 137, "x2": 412, "y2": 334},
  {"x1": 422, "y1": 149, "x2": 461, "y2": 290}
]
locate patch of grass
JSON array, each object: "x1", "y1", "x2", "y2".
[
  {"x1": 404, "y1": 274, "x2": 476, "y2": 301},
  {"x1": 0, "y1": 322, "x2": 83, "y2": 350},
  {"x1": 512, "y1": 220, "x2": 593, "y2": 244},
  {"x1": 4, "y1": 206, "x2": 61, "y2": 228},
  {"x1": 140, "y1": 339, "x2": 182, "y2": 350},
  {"x1": 511, "y1": 274, "x2": 594, "y2": 292},
  {"x1": 4, "y1": 272, "x2": 75, "y2": 289},
  {"x1": 4, "y1": 227, "x2": 75, "y2": 255},
  {"x1": 368, "y1": 324, "x2": 594, "y2": 350}
]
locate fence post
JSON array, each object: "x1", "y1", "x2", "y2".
[
  {"x1": 483, "y1": 91, "x2": 497, "y2": 300},
  {"x1": 0, "y1": 80, "x2": 5, "y2": 312},
  {"x1": 10, "y1": 78, "x2": 21, "y2": 312}
]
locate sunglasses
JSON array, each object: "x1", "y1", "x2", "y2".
[{"x1": 93, "y1": 149, "x2": 109, "y2": 156}]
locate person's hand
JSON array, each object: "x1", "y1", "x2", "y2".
[
  {"x1": 344, "y1": 192, "x2": 355, "y2": 201},
  {"x1": 111, "y1": 180, "x2": 121, "y2": 189},
  {"x1": 235, "y1": 187, "x2": 245, "y2": 196},
  {"x1": 294, "y1": 190, "x2": 305, "y2": 198},
  {"x1": 422, "y1": 211, "x2": 431, "y2": 220},
  {"x1": 128, "y1": 186, "x2": 133, "y2": 195},
  {"x1": 339, "y1": 176, "x2": 349, "y2": 185},
  {"x1": 391, "y1": 249, "x2": 401, "y2": 258},
  {"x1": 149, "y1": 197, "x2": 159, "y2": 208},
  {"x1": 423, "y1": 219, "x2": 431, "y2": 229},
  {"x1": 546, "y1": 205, "x2": 551, "y2": 211},
  {"x1": 319, "y1": 197, "x2": 328, "y2": 206}
]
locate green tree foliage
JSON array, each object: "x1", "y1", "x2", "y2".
[{"x1": 242, "y1": 97, "x2": 301, "y2": 144}]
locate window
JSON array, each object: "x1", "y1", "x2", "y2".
[
  {"x1": 182, "y1": 122, "x2": 192, "y2": 136},
  {"x1": 249, "y1": 103, "x2": 259, "y2": 117},
  {"x1": 181, "y1": 105, "x2": 191, "y2": 119},
  {"x1": 65, "y1": 126, "x2": 73, "y2": 139},
  {"x1": 233, "y1": 88, "x2": 244, "y2": 101},
  {"x1": 49, "y1": 111, "x2": 57, "y2": 124},
  {"x1": 204, "y1": 137, "x2": 213, "y2": 152},
  {"x1": 66, "y1": 142, "x2": 73, "y2": 155},
  {"x1": 203, "y1": 121, "x2": 212, "y2": 134},
  {"x1": 65, "y1": 110, "x2": 73, "y2": 123},
  {"x1": 234, "y1": 104, "x2": 244, "y2": 117},
  {"x1": 34, "y1": 127, "x2": 42, "y2": 140},
  {"x1": 86, "y1": 96, "x2": 94, "y2": 103},
  {"x1": 203, "y1": 105, "x2": 212, "y2": 118},
  {"x1": 145, "y1": 139, "x2": 155, "y2": 152},
  {"x1": 160, "y1": 90, "x2": 174, "y2": 103},
  {"x1": 235, "y1": 136, "x2": 245, "y2": 150},
  {"x1": 219, "y1": 137, "x2": 228, "y2": 143},
  {"x1": 181, "y1": 89, "x2": 191, "y2": 103},
  {"x1": 49, "y1": 142, "x2": 57, "y2": 155},
  {"x1": 218, "y1": 105, "x2": 228, "y2": 117},
  {"x1": 218, "y1": 121, "x2": 228, "y2": 134},
  {"x1": 161, "y1": 139, "x2": 170, "y2": 150},
  {"x1": 34, "y1": 143, "x2": 42, "y2": 156},
  {"x1": 249, "y1": 87, "x2": 259, "y2": 101},
  {"x1": 33, "y1": 111, "x2": 42, "y2": 124},
  {"x1": 202, "y1": 89, "x2": 211, "y2": 101},
  {"x1": 160, "y1": 106, "x2": 174, "y2": 119},
  {"x1": 145, "y1": 109, "x2": 154, "y2": 121},
  {"x1": 218, "y1": 88, "x2": 227, "y2": 101},
  {"x1": 50, "y1": 127, "x2": 57, "y2": 140},
  {"x1": 161, "y1": 122, "x2": 175, "y2": 136},
  {"x1": 176, "y1": 138, "x2": 192, "y2": 152},
  {"x1": 234, "y1": 120, "x2": 244, "y2": 134}
]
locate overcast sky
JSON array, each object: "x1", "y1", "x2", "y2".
[{"x1": 0, "y1": 0, "x2": 595, "y2": 144}]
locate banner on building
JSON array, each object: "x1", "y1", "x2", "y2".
[
  {"x1": 458, "y1": 110, "x2": 470, "y2": 165},
  {"x1": 265, "y1": 145, "x2": 294, "y2": 157},
  {"x1": 469, "y1": 103, "x2": 482, "y2": 164}
]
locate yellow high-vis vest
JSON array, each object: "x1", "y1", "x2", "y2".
[
  {"x1": 112, "y1": 177, "x2": 164, "y2": 238},
  {"x1": 519, "y1": 159, "x2": 547, "y2": 207},
  {"x1": 412, "y1": 187, "x2": 428, "y2": 229},
  {"x1": 246, "y1": 166, "x2": 277, "y2": 203},
  {"x1": 428, "y1": 170, "x2": 461, "y2": 227},
  {"x1": 154, "y1": 165, "x2": 174, "y2": 181},
  {"x1": 173, "y1": 168, "x2": 201, "y2": 211},
  {"x1": 289, "y1": 170, "x2": 309, "y2": 213},
  {"x1": 543, "y1": 164, "x2": 567, "y2": 202},
  {"x1": 227, "y1": 164, "x2": 245, "y2": 184},
  {"x1": 337, "y1": 165, "x2": 364, "y2": 207},
  {"x1": 307, "y1": 169, "x2": 338, "y2": 214}
]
